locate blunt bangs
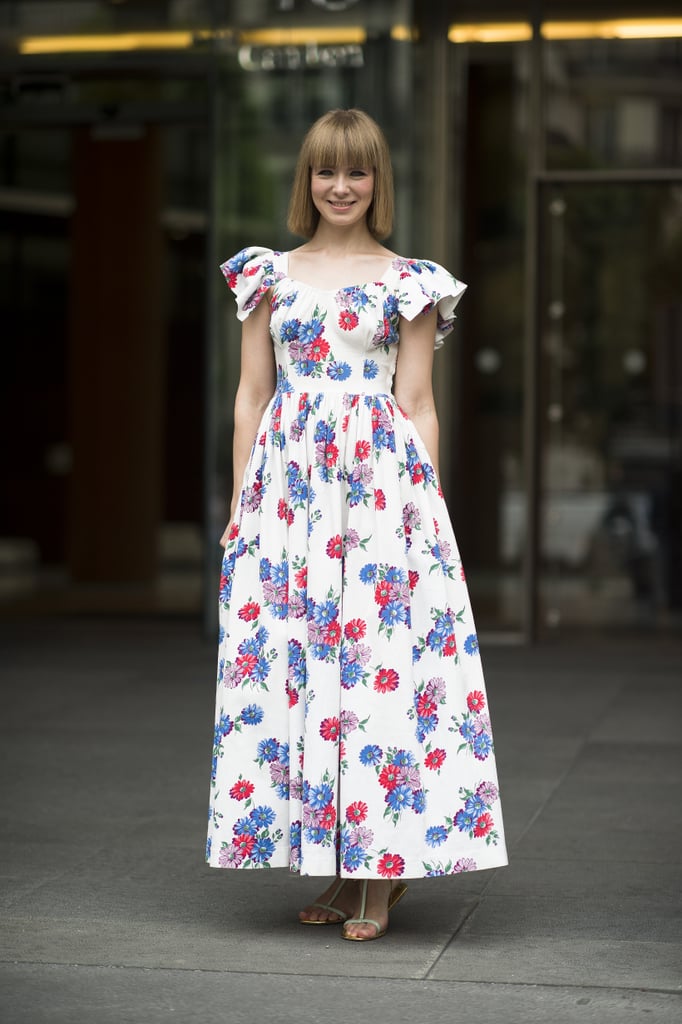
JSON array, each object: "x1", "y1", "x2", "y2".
[{"x1": 305, "y1": 117, "x2": 381, "y2": 173}]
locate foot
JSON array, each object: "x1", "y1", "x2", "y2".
[
  {"x1": 342, "y1": 879, "x2": 393, "y2": 940},
  {"x1": 299, "y1": 878, "x2": 357, "y2": 924}
]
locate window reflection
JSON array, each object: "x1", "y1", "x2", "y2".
[{"x1": 545, "y1": 38, "x2": 682, "y2": 169}]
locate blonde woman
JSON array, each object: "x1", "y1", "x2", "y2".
[{"x1": 207, "y1": 109, "x2": 507, "y2": 941}]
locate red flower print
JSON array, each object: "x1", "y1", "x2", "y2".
[
  {"x1": 443, "y1": 634, "x2": 457, "y2": 657},
  {"x1": 342, "y1": 414, "x2": 350, "y2": 431},
  {"x1": 410, "y1": 463, "x2": 424, "y2": 484},
  {"x1": 473, "y1": 812, "x2": 494, "y2": 838},
  {"x1": 309, "y1": 337, "x2": 330, "y2": 361},
  {"x1": 346, "y1": 801, "x2": 368, "y2": 824},
  {"x1": 424, "y1": 748, "x2": 446, "y2": 770},
  {"x1": 236, "y1": 653, "x2": 258, "y2": 677},
  {"x1": 416, "y1": 693, "x2": 437, "y2": 716},
  {"x1": 324, "y1": 443, "x2": 339, "y2": 467},
  {"x1": 243, "y1": 264, "x2": 259, "y2": 277},
  {"x1": 320, "y1": 717, "x2": 341, "y2": 742},
  {"x1": 295, "y1": 567, "x2": 307, "y2": 589},
  {"x1": 374, "y1": 488, "x2": 386, "y2": 510},
  {"x1": 374, "y1": 668, "x2": 400, "y2": 693},
  {"x1": 344, "y1": 618, "x2": 367, "y2": 641},
  {"x1": 378, "y1": 765, "x2": 400, "y2": 790},
  {"x1": 228, "y1": 522, "x2": 239, "y2": 542},
  {"x1": 238, "y1": 601, "x2": 260, "y2": 623},
  {"x1": 326, "y1": 535, "x2": 343, "y2": 559},
  {"x1": 408, "y1": 570, "x2": 419, "y2": 591},
  {"x1": 298, "y1": 393, "x2": 308, "y2": 411},
  {"x1": 225, "y1": 271, "x2": 238, "y2": 288},
  {"x1": 467, "y1": 690, "x2": 486, "y2": 713},
  {"x1": 377, "y1": 853, "x2": 405, "y2": 878},
  {"x1": 339, "y1": 309, "x2": 359, "y2": 331},
  {"x1": 324, "y1": 620, "x2": 342, "y2": 645},
  {"x1": 355, "y1": 440, "x2": 370, "y2": 461},
  {"x1": 233, "y1": 834, "x2": 255, "y2": 857},
  {"x1": 277, "y1": 499, "x2": 289, "y2": 521},
  {"x1": 258, "y1": 432, "x2": 267, "y2": 446},
  {"x1": 374, "y1": 580, "x2": 392, "y2": 606},
  {"x1": 460, "y1": 566, "x2": 466, "y2": 581},
  {"x1": 319, "y1": 803, "x2": 337, "y2": 829},
  {"x1": 286, "y1": 682, "x2": 299, "y2": 708},
  {"x1": 229, "y1": 779, "x2": 254, "y2": 801}
]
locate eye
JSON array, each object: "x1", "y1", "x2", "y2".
[
  {"x1": 350, "y1": 169, "x2": 369, "y2": 178},
  {"x1": 314, "y1": 168, "x2": 334, "y2": 177}
]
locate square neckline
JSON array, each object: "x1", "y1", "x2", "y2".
[{"x1": 282, "y1": 251, "x2": 399, "y2": 294}]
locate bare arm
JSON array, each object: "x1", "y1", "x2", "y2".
[
  {"x1": 393, "y1": 309, "x2": 440, "y2": 477},
  {"x1": 220, "y1": 296, "x2": 276, "y2": 547}
]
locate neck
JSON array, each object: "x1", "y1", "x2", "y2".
[{"x1": 308, "y1": 220, "x2": 377, "y2": 253}]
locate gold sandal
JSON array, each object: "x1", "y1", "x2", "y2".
[
  {"x1": 342, "y1": 880, "x2": 408, "y2": 942},
  {"x1": 299, "y1": 878, "x2": 349, "y2": 926}
]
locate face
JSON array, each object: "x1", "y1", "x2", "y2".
[{"x1": 310, "y1": 165, "x2": 375, "y2": 229}]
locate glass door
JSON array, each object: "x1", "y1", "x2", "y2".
[{"x1": 537, "y1": 180, "x2": 682, "y2": 627}]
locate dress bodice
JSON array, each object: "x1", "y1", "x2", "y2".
[{"x1": 220, "y1": 247, "x2": 467, "y2": 395}]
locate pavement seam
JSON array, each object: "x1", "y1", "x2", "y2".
[{"x1": 1, "y1": 960, "x2": 681, "y2": 996}]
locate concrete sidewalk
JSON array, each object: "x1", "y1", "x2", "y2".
[{"x1": 1, "y1": 618, "x2": 680, "y2": 1023}]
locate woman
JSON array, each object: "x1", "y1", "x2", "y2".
[{"x1": 207, "y1": 109, "x2": 507, "y2": 941}]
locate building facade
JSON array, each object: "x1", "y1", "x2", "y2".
[{"x1": 1, "y1": 1, "x2": 681, "y2": 639}]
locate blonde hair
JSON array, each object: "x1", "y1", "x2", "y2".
[{"x1": 287, "y1": 109, "x2": 394, "y2": 240}]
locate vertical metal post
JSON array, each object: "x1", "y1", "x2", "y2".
[{"x1": 521, "y1": 3, "x2": 544, "y2": 642}]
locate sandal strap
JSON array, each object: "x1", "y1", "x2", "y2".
[{"x1": 308, "y1": 900, "x2": 348, "y2": 921}]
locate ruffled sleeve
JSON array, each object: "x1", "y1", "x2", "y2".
[
  {"x1": 394, "y1": 258, "x2": 467, "y2": 348},
  {"x1": 219, "y1": 246, "x2": 281, "y2": 322}
]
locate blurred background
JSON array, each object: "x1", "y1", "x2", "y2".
[{"x1": 0, "y1": 0, "x2": 680, "y2": 642}]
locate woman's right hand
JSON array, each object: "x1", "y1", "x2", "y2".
[{"x1": 220, "y1": 520, "x2": 238, "y2": 549}]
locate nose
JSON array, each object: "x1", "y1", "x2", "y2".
[{"x1": 331, "y1": 172, "x2": 350, "y2": 193}]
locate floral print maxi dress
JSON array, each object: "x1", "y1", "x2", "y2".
[{"x1": 207, "y1": 246, "x2": 508, "y2": 880}]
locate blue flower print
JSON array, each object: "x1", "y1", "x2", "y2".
[
  {"x1": 281, "y1": 318, "x2": 301, "y2": 342},
  {"x1": 309, "y1": 783, "x2": 334, "y2": 809},
  {"x1": 459, "y1": 719, "x2": 476, "y2": 742},
  {"x1": 343, "y1": 846, "x2": 364, "y2": 872},
  {"x1": 359, "y1": 563, "x2": 378, "y2": 584},
  {"x1": 251, "y1": 805, "x2": 277, "y2": 827},
  {"x1": 363, "y1": 358, "x2": 379, "y2": 380},
  {"x1": 299, "y1": 317, "x2": 324, "y2": 344},
  {"x1": 386, "y1": 784, "x2": 414, "y2": 812},
  {"x1": 241, "y1": 704, "x2": 264, "y2": 726},
  {"x1": 474, "y1": 733, "x2": 493, "y2": 760},
  {"x1": 454, "y1": 809, "x2": 475, "y2": 832},
  {"x1": 251, "y1": 836, "x2": 276, "y2": 863},
  {"x1": 234, "y1": 815, "x2": 258, "y2": 836},
  {"x1": 465, "y1": 794, "x2": 486, "y2": 817},
  {"x1": 413, "y1": 789, "x2": 427, "y2": 814},
  {"x1": 464, "y1": 633, "x2": 479, "y2": 656},
  {"x1": 426, "y1": 825, "x2": 448, "y2": 847},
  {"x1": 327, "y1": 361, "x2": 352, "y2": 381},
  {"x1": 359, "y1": 744, "x2": 383, "y2": 766},
  {"x1": 257, "y1": 738, "x2": 279, "y2": 762}
]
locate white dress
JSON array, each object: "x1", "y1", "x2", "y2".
[{"x1": 207, "y1": 246, "x2": 508, "y2": 879}]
